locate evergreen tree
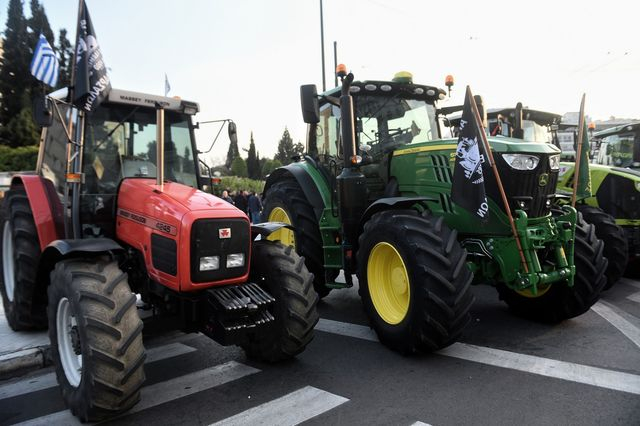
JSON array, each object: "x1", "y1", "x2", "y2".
[
  {"x1": 28, "y1": 0, "x2": 54, "y2": 47},
  {"x1": 293, "y1": 141, "x2": 305, "y2": 156},
  {"x1": 56, "y1": 28, "x2": 73, "y2": 89},
  {"x1": 246, "y1": 132, "x2": 258, "y2": 179},
  {"x1": 231, "y1": 156, "x2": 248, "y2": 177},
  {"x1": 225, "y1": 133, "x2": 240, "y2": 170},
  {"x1": 275, "y1": 127, "x2": 295, "y2": 165},
  {"x1": 256, "y1": 152, "x2": 265, "y2": 179},
  {"x1": 0, "y1": 0, "x2": 31, "y2": 130},
  {"x1": 5, "y1": 106, "x2": 39, "y2": 148}
]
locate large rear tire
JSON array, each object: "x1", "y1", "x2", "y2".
[
  {"x1": 576, "y1": 205, "x2": 628, "y2": 289},
  {"x1": 48, "y1": 257, "x2": 145, "y2": 422},
  {"x1": 498, "y1": 212, "x2": 607, "y2": 322},
  {"x1": 356, "y1": 210, "x2": 475, "y2": 354},
  {"x1": 262, "y1": 179, "x2": 336, "y2": 298},
  {"x1": 0, "y1": 189, "x2": 47, "y2": 330},
  {"x1": 241, "y1": 240, "x2": 319, "y2": 362}
]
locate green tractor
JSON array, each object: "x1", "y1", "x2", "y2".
[
  {"x1": 261, "y1": 69, "x2": 606, "y2": 354},
  {"x1": 446, "y1": 105, "x2": 629, "y2": 287},
  {"x1": 557, "y1": 122, "x2": 640, "y2": 276}
]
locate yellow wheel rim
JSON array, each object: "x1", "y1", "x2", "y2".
[
  {"x1": 367, "y1": 242, "x2": 410, "y2": 325},
  {"x1": 515, "y1": 284, "x2": 552, "y2": 298},
  {"x1": 267, "y1": 207, "x2": 295, "y2": 247}
]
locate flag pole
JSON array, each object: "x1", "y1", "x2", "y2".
[
  {"x1": 571, "y1": 94, "x2": 586, "y2": 208},
  {"x1": 467, "y1": 88, "x2": 529, "y2": 274}
]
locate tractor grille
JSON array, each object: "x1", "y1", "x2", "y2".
[
  {"x1": 485, "y1": 153, "x2": 558, "y2": 218},
  {"x1": 429, "y1": 154, "x2": 453, "y2": 183},
  {"x1": 151, "y1": 234, "x2": 177, "y2": 276},
  {"x1": 190, "y1": 218, "x2": 250, "y2": 283}
]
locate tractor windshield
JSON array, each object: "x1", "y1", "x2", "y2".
[
  {"x1": 597, "y1": 131, "x2": 639, "y2": 168},
  {"x1": 83, "y1": 104, "x2": 198, "y2": 191},
  {"x1": 355, "y1": 95, "x2": 439, "y2": 154}
]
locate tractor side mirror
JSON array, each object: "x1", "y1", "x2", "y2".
[
  {"x1": 228, "y1": 121, "x2": 238, "y2": 145},
  {"x1": 32, "y1": 95, "x2": 53, "y2": 127},
  {"x1": 300, "y1": 84, "x2": 320, "y2": 124}
]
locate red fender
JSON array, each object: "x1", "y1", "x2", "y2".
[{"x1": 10, "y1": 175, "x2": 63, "y2": 251}]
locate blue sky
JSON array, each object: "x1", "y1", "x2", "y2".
[{"x1": 1, "y1": 0, "x2": 638, "y2": 165}]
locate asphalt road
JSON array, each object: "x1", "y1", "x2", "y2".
[{"x1": 1, "y1": 277, "x2": 639, "y2": 426}]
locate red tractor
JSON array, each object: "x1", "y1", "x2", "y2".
[{"x1": 0, "y1": 89, "x2": 318, "y2": 421}]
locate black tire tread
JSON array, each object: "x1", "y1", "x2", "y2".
[
  {"x1": 0, "y1": 189, "x2": 47, "y2": 330},
  {"x1": 357, "y1": 210, "x2": 475, "y2": 353},
  {"x1": 241, "y1": 240, "x2": 319, "y2": 362},
  {"x1": 576, "y1": 205, "x2": 628, "y2": 289},
  {"x1": 262, "y1": 179, "x2": 335, "y2": 298},
  {"x1": 48, "y1": 258, "x2": 145, "y2": 422}
]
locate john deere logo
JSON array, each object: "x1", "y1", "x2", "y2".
[{"x1": 538, "y1": 173, "x2": 549, "y2": 187}]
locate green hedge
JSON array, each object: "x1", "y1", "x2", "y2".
[
  {"x1": 0, "y1": 145, "x2": 39, "y2": 172},
  {"x1": 216, "y1": 176, "x2": 265, "y2": 194}
]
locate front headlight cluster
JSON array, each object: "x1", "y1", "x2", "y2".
[
  {"x1": 502, "y1": 154, "x2": 539, "y2": 170},
  {"x1": 548, "y1": 154, "x2": 561, "y2": 171},
  {"x1": 199, "y1": 253, "x2": 245, "y2": 271}
]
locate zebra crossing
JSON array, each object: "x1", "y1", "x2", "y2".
[
  {"x1": 1, "y1": 340, "x2": 355, "y2": 426},
  {"x1": 1, "y1": 284, "x2": 639, "y2": 426}
]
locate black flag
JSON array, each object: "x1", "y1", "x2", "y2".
[
  {"x1": 451, "y1": 87, "x2": 489, "y2": 221},
  {"x1": 73, "y1": 0, "x2": 110, "y2": 112}
]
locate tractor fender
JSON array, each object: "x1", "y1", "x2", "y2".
[
  {"x1": 251, "y1": 222, "x2": 294, "y2": 239},
  {"x1": 263, "y1": 162, "x2": 329, "y2": 222},
  {"x1": 36, "y1": 238, "x2": 124, "y2": 293},
  {"x1": 359, "y1": 196, "x2": 436, "y2": 231},
  {"x1": 10, "y1": 175, "x2": 63, "y2": 250}
]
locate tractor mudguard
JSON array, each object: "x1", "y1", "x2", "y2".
[
  {"x1": 250, "y1": 222, "x2": 294, "y2": 239},
  {"x1": 10, "y1": 175, "x2": 63, "y2": 250},
  {"x1": 263, "y1": 162, "x2": 328, "y2": 222},
  {"x1": 36, "y1": 238, "x2": 124, "y2": 290},
  {"x1": 360, "y1": 196, "x2": 435, "y2": 228}
]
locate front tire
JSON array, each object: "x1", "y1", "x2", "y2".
[
  {"x1": 48, "y1": 257, "x2": 145, "y2": 422},
  {"x1": 498, "y1": 212, "x2": 607, "y2": 322},
  {"x1": 357, "y1": 210, "x2": 475, "y2": 354},
  {"x1": 262, "y1": 179, "x2": 336, "y2": 298},
  {"x1": 576, "y1": 205, "x2": 628, "y2": 289},
  {"x1": 0, "y1": 189, "x2": 47, "y2": 330},
  {"x1": 241, "y1": 240, "x2": 319, "y2": 362}
]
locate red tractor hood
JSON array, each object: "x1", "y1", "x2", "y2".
[{"x1": 118, "y1": 178, "x2": 239, "y2": 217}]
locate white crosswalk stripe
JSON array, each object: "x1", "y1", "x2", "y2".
[
  {"x1": 627, "y1": 291, "x2": 640, "y2": 304},
  {"x1": 16, "y1": 361, "x2": 260, "y2": 426},
  {"x1": 210, "y1": 386, "x2": 348, "y2": 426},
  {"x1": 591, "y1": 301, "x2": 640, "y2": 349},
  {"x1": 316, "y1": 318, "x2": 640, "y2": 395},
  {"x1": 0, "y1": 342, "x2": 196, "y2": 400}
]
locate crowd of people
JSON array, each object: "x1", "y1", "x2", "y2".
[{"x1": 220, "y1": 189, "x2": 263, "y2": 223}]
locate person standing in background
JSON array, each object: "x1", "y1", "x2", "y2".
[
  {"x1": 221, "y1": 190, "x2": 234, "y2": 205},
  {"x1": 234, "y1": 189, "x2": 248, "y2": 214},
  {"x1": 247, "y1": 191, "x2": 263, "y2": 223}
]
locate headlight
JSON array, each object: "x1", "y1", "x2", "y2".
[
  {"x1": 502, "y1": 154, "x2": 539, "y2": 170},
  {"x1": 548, "y1": 154, "x2": 560, "y2": 171},
  {"x1": 226, "y1": 253, "x2": 245, "y2": 268},
  {"x1": 199, "y1": 256, "x2": 220, "y2": 271}
]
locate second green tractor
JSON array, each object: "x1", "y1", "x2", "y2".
[{"x1": 262, "y1": 70, "x2": 607, "y2": 353}]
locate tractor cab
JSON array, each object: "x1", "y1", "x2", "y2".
[
  {"x1": 38, "y1": 89, "x2": 205, "y2": 238},
  {"x1": 303, "y1": 71, "x2": 446, "y2": 201},
  {"x1": 443, "y1": 103, "x2": 562, "y2": 145},
  {"x1": 593, "y1": 123, "x2": 640, "y2": 169}
]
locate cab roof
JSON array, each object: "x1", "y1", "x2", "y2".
[
  {"x1": 321, "y1": 79, "x2": 446, "y2": 104},
  {"x1": 47, "y1": 87, "x2": 199, "y2": 114},
  {"x1": 593, "y1": 122, "x2": 640, "y2": 138}
]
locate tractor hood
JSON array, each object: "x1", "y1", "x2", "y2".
[
  {"x1": 394, "y1": 138, "x2": 561, "y2": 157},
  {"x1": 117, "y1": 178, "x2": 241, "y2": 222}
]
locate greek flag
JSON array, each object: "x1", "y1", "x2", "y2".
[{"x1": 30, "y1": 34, "x2": 59, "y2": 87}]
